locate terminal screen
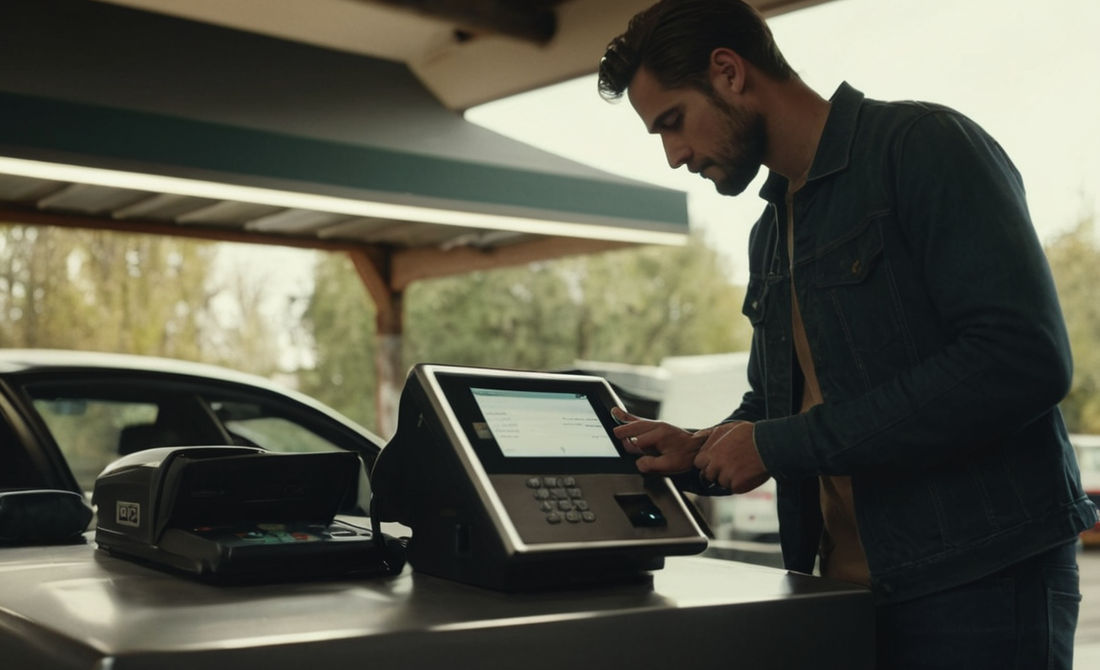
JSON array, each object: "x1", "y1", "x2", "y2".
[{"x1": 470, "y1": 388, "x2": 619, "y2": 458}]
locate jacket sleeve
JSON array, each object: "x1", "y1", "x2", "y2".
[{"x1": 754, "y1": 110, "x2": 1072, "y2": 477}]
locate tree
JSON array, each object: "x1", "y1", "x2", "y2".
[
  {"x1": 202, "y1": 259, "x2": 291, "y2": 377},
  {"x1": 571, "y1": 239, "x2": 748, "y2": 363},
  {"x1": 403, "y1": 236, "x2": 749, "y2": 369},
  {"x1": 295, "y1": 252, "x2": 379, "y2": 429},
  {"x1": 1045, "y1": 215, "x2": 1100, "y2": 433},
  {"x1": 403, "y1": 259, "x2": 583, "y2": 371},
  {"x1": 0, "y1": 223, "x2": 281, "y2": 376},
  {"x1": 73, "y1": 228, "x2": 212, "y2": 359},
  {"x1": 0, "y1": 226, "x2": 88, "y2": 347}
]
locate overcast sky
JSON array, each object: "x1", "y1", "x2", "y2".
[{"x1": 466, "y1": 0, "x2": 1100, "y2": 282}]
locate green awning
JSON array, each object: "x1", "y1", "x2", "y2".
[{"x1": 0, "y1": 0, "x2": 688, "y2": 249}]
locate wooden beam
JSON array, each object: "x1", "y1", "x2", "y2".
[
  {"x1": 0, "y1": 205, "x2": 366, "y2": 255},
  {"x1": 345, "y1": 247, "x2": 401, "y2": 335},
  {"x1": 390, "y1": 236, "x2": 633, "y2": 290}
]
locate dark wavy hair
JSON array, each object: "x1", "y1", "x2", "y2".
[{"x1": 598, "y1": 0, "x2": 794, "y2": 101}]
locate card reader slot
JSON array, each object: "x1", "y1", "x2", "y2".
[{"x1": 614, "y1": 493, "x2": 667, "y2": 528}]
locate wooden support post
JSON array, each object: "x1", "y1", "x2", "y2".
[{"x1": 346, "y1": 247, "x2": 403, "y2": 438}]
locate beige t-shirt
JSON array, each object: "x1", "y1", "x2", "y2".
[{"x1": 787, "y1": 193, "x2": 870, "y2": 586}]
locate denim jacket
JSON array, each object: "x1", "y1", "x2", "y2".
[{"x1": 727, "y1": 83, "x2": 1096, "y2": 603}]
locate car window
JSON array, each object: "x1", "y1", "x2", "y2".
[
  {"x1": 20, "y1": 377, "x2": 378, "y2": 514},
  {"x1": 207, "y1": 398, "x2": 372, "y2": 513},
  {"x1": 32, "y1": 398, "x2": 159, "y2": 490},
  {"x1": 223, "y1": 415, "x2": 343, "y2": 453},
  {"x1": 204, "y1": 398, "x2": 344, "y2": 452}
]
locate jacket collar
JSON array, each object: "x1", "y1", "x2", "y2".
[{"x1": 759, "y1": 81, "x2": 865, "y2": 204}]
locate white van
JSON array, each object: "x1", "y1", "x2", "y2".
[{"x1": 1074, "y1": 433, "x2": 1100, "y2": 546}]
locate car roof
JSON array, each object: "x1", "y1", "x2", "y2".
[
  {"x1": 0, "y1": 348, "x2": 273, "y2": 382},
  {"x1": 0, "y1": 349, "x2": 384, "y2": 445}
]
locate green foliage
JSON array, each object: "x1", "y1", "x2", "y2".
[
  {"x1": 0, "y1": 223, "x2": 280, "y2": 376},
  {"x1": 403, "y1": 260, "x2": 582, "y2": 371},
  {"x1": 1, "y1": 225, "x2": 207, "y2": 357},
  {"x1": 570, "y1": 240, "x2": 748, "y2": 363},
  {"x1": 295, "y1": 253, "x2": 379, "y2": 429},
  {"x1": 402, "y1": 236, "x2": 749, "y2": 370},
  {"x1": 1046, "y1": 216, "x2": 1100, "y2": 433}
]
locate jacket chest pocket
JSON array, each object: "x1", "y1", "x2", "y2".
[
  {"x1": 810, "y1": 219, "x2": 909, "y2": 380},
  {"x1": 742, "y1": 275, "x2": 768, "y2": 326}
]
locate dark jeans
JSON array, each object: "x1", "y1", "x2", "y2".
[{"x1": 875, "y1": 541, "x2": 1081, "y2": 670}]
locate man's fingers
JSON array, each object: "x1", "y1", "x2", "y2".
[
  {"x1": 619, "y1": 431, "x2": 643, "y2": 453},
  {"x1": 611, "y1": 406, "x2": 641, "y2": 424},
  {"x1": 634, "y1": 453, "x2": 683, "y2": 473},
  {"x1": 622, "y1": 434, "x2": 660, "y2": 457}
]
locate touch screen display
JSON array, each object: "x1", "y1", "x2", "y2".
[{"x1": 470, "y1": 388, "x2": 619, "y2": 458}]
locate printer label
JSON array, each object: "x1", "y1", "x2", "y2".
[{"x1": 116, "y1": 501, "x2": 141, "y2": 528}]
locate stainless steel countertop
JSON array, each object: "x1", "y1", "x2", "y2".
[{"x1": 0, "y1": 537, "x2": 873, "y2": 669}]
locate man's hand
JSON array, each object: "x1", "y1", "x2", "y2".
[
  {"x1": 611, "y1": 407, "x2": 706, "y2": 474},
  {"x1": 693, "y1": 421, "x2": 771, "y2": 493}
]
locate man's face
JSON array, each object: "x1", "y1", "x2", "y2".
[{"x1": 628, "y1": 67, "x2": 766, "y2": 196}]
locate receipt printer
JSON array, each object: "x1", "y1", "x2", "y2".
[
  {"x1": 371, "y1": 364, "x2": 708, "y2": 591},
  {"x1": 93, "y1": 446, "x2": 393, "y2": 580}
]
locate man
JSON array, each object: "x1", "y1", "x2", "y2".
[{"x1": 599, "y1": 1, "x2": 1096, "y2": 667}]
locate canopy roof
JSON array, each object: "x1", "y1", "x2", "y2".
[
  {"x1": 0, "y1": 0, "x2": 826, "y2": 290},
  {"x1": 0, "y1": 0, "x2": 699, "y2": 287},
  {"x1": 100, "y1": 0, "x2": 827, "y2": 111}
]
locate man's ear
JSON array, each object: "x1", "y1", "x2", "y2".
[{"x1": 709, "y1": 48, "x2": 746, "y2": 97}]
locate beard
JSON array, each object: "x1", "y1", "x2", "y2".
[{"x1": 705, "y1": 94, "x2": 767, "y2": 197}]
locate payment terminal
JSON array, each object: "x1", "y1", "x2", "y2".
[
  {"x1": 371, "y1": 364, "x2": 708, "y2": 591},
  {"x1": 94, "y1": 446, "x2": 401, "y2": 581}
]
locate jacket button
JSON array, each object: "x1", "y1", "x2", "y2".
[
  {"x1": 752, "y1": 300, "x2": 759, "y2": 309},
  {"x1": 850, "y1": 260, "x2": 862, "y2": 275}
]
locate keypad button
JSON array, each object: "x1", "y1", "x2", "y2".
[
  {"x1": 546, "y1": 513, "x2": 563, "y2": 524},
  {"x1": 550, "y1": 487, "x2": 568, "y2": 499},
  {"x1": 562, "y1": 477, "x2": 577, "y2": 487},
  {"x1": 534, "y1": 488, "x2": 551, "y2": 500},
  {"x1": 543, "y1": 476, "x2": 561, "y2": 488},
  {"x1": 566, "y1": 487, "x2": 583, "y2": 498},
  {"x1": 539, "y1": 501, "x2": 554, "y2": 512},
  {"x1": 526, "y1": 477, "x2": 542, "y2": 489},
  {"x1": 557, "y1": 500, "x2": 573, "y2": 511},
  {"x1": 565, "y1": 511, "x2": 582, "y2": 523},
  {"x1": 573, "y1": 500, "x2": 590, "y2": 511},
  {"x1": 582, "y1": 511, "x2": 597, "y2": 523}
]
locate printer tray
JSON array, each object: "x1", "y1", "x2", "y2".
[{"x1": 101, "y1": 518, "x2": 394, "y2": 582}]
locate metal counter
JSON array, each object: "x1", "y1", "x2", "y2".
[{"x1": 0, "y1": 539, "x2": 873, "y2": 669}]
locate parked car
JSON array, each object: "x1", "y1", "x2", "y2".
[
  {"x1": 0, "y1": 349, "x2": 383, "y2": 511},
  {"x1": 1074, "y1": 433, "x2": 1100, "y2": 547}
]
